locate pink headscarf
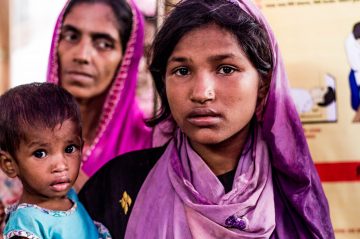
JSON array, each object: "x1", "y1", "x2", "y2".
[
  {"x1": 126, "y1": 0, "x2": 334, "y2": 238},
  {"x1": 47, "y1": 0, "x2": 152, "y2": 177}
]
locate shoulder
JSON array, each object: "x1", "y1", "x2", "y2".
[
  {"x1": 105, "y1": 145, "x2": 166, "y2": 169},
  {"x1": 81, "y1": 145, "x2": 166, "y2": 192},
  {"x1": 87, "y1": 145, "x2": 166, "y2": 183},
  {"x1": 4, "y1": 206, "x2": 42, "y2": 239},
  {"x1": 5, "y1": 205, "x2": 36, "y2": 222},
  {"x1": 80, "y1": 145, "x2": 166, "y2": 198},
  {"x1": 78, "y1": 145, "x2": 167, "y2": 239}
]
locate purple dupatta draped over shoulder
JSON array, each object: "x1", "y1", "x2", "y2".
[
  {"x1": 46, "y1": 0, "x2": 152, "y2": 177},
  {"x1": 125, "y1": 0, "x2": 334, "y2": 238}
]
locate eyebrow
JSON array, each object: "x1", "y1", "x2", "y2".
[
  {"x1": 167, "y1": 56, "x2": 190, "y2": 64},
  {"x1": 26, "y1": 141, "x2": 49, "y2": 148},
  {"x1": 65, "y1": 136, "x2": 82, "y2": 144},
  {"x1": 208, "y1": 53, "x2": 239, "y2": 62},
  {"x1": 61, "y1": 24, "x2": 117, "y2": 42},
  {"x1": 61, "y1": 25, "x2": 80, "y2": 35},
  {"x1": 168, "y1": 53, "x2": 241, "y2": 64}
]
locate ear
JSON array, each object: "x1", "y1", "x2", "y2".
[{"x1": 0, "y1": 150, "x2": 18, "y2": 178}]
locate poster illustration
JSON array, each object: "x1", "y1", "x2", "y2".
[{"x1": 258, "y1": 0, "x2": 360, "y2": 237}]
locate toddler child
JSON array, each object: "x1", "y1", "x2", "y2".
[{"x1": 0, "y1": 83, "x2": 111, "y2": 239}]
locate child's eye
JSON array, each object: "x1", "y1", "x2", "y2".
[
  {"x1": 64, "y1": 145, "x2": 78, "y2": 154},
  {"x1": 174, "y1": 67, "x2": 190, "y2": 76},
  {"x1": 33, "y1": 150, "x2": 47, "y2": 158},
  {"x1": 218, "y1": 66, "x2": 236, "y2": 75}
]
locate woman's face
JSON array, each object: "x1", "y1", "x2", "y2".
[
  {"x1": 165, "y1": 24, "x2": 260, "y2": 146},
  {"x1": 58, "y1": 3, "x2": 123, "y2": 101}
]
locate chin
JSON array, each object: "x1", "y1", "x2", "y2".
[
  {"x1": 187, "y1": 131, "x2": 225, "y2": 145},
  {"x1": 69, "y1": 88, "x2": 88, "y2": 98}
]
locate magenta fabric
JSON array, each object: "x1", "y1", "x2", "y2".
[
  {"x1": 126, "y1": 0, "x2": 334, "y2": 238},
  {"x1": 46, "y1": 0, "x2": 152, "y2": 177}
]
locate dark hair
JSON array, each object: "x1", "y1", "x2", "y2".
[
  {"x1": 148, "y1": 0, "x2": 273, "y2": 126},
  {"x1": 317, "y1": 86, "x2": 336, "y2": 107},
  {"x1": 63, "y1": 0, "x2": 133, "y2": 52},
  {"x1": 353, "y1": 22, "x2": 360, "y2": 39},
  {"x1": 0, "y1": 83, "x2": 82, "y2": 158}
]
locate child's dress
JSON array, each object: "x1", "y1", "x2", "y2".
[{"x1": 3, "y1": 189, "x2": 111, "y2": 239}]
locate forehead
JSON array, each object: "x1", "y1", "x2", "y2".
[
  {"x1": 171, "y1": 24, "x2": 243, "y2": 58},
  {"x1": 63, "y1": 2, "x2": 120, "y2": 39},
  {"x1": 20, "y1": 120, "x2": 80, "y2": 144}
]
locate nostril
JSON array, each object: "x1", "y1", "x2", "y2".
[{"x1": 73, "y1": 58, "x2": 89, "y2": 64}]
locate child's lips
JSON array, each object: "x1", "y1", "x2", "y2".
[{"x1": 50, "y1": 178, "x2": 71, "y2": 192}]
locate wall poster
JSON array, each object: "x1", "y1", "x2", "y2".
[{"x1": 258, "y1": 0, "x2": 360, "y2": 237}]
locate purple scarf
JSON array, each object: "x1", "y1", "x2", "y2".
[
  {"x1": 126, "y1": 129, "x2": 275, "y2": 238},
  {"x1": 46, "y1": 0, "x2": 152, "y2": 177},
  {"x1": 126, "y1": 0, "x2": 334, "y2": 238}
]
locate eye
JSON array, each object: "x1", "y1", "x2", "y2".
[
  {"x1": 60, "y1": 30, "x2": 79, "y2": 43},
  {"x1": 174, "y1": 67, "x2": 190, "y2": 76},
  {"x1": 33, "y1": 150, "x2": 47, "y2": 159},
  {"x1": 218, "y1": 66, "x2": 236, "y2": 75},
  {"x1": 94, "y1": 39, "x2": 115, "y2": 50},
  {"x1": 64, "y1": 145, "x2": 78, "y2": 154}
]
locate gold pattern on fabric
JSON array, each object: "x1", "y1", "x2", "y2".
[{"x1": 119, "y1": 191, "x2": 132, "y2": 215}]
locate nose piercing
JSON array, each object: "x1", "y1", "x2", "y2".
[{"x1": 207, "y1": 90, "x2": 214, "y2": 99}]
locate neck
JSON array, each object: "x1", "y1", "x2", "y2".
[
  {"x1": 76, "y1": 93, "x2": 107, "y2": 147},
  {"x1": 19, "y1": 191, "x2": 72, "y2": 211},
  {"x1": 190, "y1": 124, "x2": 251, "y2": 176}
]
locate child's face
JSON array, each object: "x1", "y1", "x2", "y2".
[{"x1": 15, "y1": 119, "x2": 81, "y2": 203}]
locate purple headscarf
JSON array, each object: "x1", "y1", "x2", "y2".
[
  {"x1": 126, "y1": 0, "x2": 334, "y2": 238},
  {"x1": 47, "y1": 0, "x2": 152, "y2": 177}
]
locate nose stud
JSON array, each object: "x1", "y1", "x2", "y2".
[
  {"x1": 207, "y1": 90, "x2": 214, "y2": 98},
  {"x1": 190, "y1": 89, "x2": 215, "y2": 103}
]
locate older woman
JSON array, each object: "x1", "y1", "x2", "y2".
[
  {"x1": 79, "y1": 0, "x2": 335, "y2": 238},
  {"x1": 47, "y1": 0, "x2": 153, "y2": 189}
]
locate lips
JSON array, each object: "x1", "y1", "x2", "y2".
[
  {"x1": 50, "y1": 177, "x2": 71, "y2": 192},
  {"x1": 65, "y1": 70, "x2": 94, "y2": 83},
  {"x1": 186, "y1": 108, "x2": 222, "y2": 126}
]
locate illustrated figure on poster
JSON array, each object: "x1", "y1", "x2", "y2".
[
  {"x1": 345, "y1": 22, "x2": 360, "y2": 122},
  {"x1": 290, "y1": 73, "x2": 337, "y2": 123}
]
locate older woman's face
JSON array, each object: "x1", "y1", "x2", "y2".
[
  {"x1": 58, "y1": 3, "x2": 122, "y2": 101},
  {"x1": 165, "y1": 24, "x2": 259, "y2": 146}
]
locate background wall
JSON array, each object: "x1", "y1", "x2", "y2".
[
  {"x1": 259, "y1": 0, "x2": 360, "y2": 237},
  {"x1": 0, "y1": 0, "x2": 9, "y2": 94},
  {"x1": 9, "y1": 0, "x2": 67, "y2": 88}
]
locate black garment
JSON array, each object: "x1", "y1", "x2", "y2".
[
  {"x1": 79, "y1": 146, "x2": 166, "y2": 239},
  {"x1": 217, "y1": 169, "x2": 236, "y2": 194},
  {"x1": 79, "y1": 145, "x2": 236, "y2": 239}
]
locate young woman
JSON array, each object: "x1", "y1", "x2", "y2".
[
  {"x1": 79, "y1": 0, "x2": 335, "y2": 238},
  {"x1": 47, "y1": 0, "x2": 153, "y2": 189}
]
